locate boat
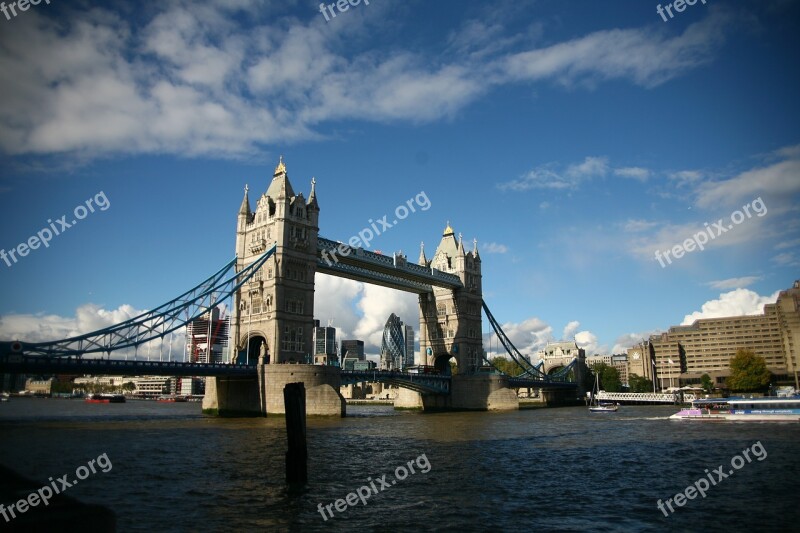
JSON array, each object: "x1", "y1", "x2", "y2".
[
  {"x1": 670, "y1": 396, "x2": 800, "y2": 421},
  {"x1": 1, "y1": 392, "x2": 9, "y2": 403},
  {"x1": 157, "y1": 395, "x2": 187, "y2": 403},
  {"x1": 85, "y1": 393, "x2": 126, "y2": 404},
  {"x1": 589, "y1": 373, "x2": 618, "y2": 412}
]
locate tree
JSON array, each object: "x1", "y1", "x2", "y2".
[
  {"x1": 122, "y1": 382, "x2": 136, "y2": 393},
  {"x1": 592, "y1": 363, "x2": 622, "y2": 392},
  {"x1": 727, "y1": 349, "x2": 771, "y2": 392},
  {"x1": 700, "y1": 374, "x2": 713, "y2": 393},
  {"x1": 628, "y1": 373, "x2": 653, "y2": 393},
  {"x1": 488, "y1": 356, "x2": 528, "y2": 377}
]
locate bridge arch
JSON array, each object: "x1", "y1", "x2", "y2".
[
  {"x1": 433, "y1": 353, "x2": 457, "y2": 376},
  {"x1": 235, "y1": 334, "x2": 268, "y2": 365}
]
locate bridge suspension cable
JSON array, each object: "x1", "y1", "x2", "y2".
[
  {"x1": 1, "y1": 246, "x2": 277, "y2": 359},
  {"x1": 481, "y1": 300, "x2": 578, "y2": 382}
]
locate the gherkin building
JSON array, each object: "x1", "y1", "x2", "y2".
[{"x1": 380, "y1": 313, "x2": 413, "y2": 370}]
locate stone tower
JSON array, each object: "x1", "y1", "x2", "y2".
[
  {"x1": 418, "y1": 223, "x2": 483, "y2": 374},
  {"x1": 230, "y1": 158, "x2": 320, "y2": 364}
]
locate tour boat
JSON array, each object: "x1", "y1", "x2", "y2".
[
  {"x1": 85, "y1": 393, "x2": 126, "y2": 404},
  {"x1": 670, "y1": 396, "x2": 800, "y2": 421},
  {"x1": 589, "y1": 373, "x2": 618, "y2": 412},
  {"x1": 157, "y1": 395, "x2": 187, "y2": 403}
]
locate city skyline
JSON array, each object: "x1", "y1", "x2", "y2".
[{"x1": 1, "y1": 0, "x2": 798, "y2": 359}]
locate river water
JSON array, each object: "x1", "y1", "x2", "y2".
[{"x1": 1, "y1": 398, "x2": 798, "y2": 532}]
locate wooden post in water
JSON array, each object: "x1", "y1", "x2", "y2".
[{"x1": 283, "y1": 382, "x2": 307, "y2": 486}]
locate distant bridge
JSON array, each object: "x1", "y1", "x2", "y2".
[{"x1": 594, "y1": 391, "x2": 696, "y2": 404}]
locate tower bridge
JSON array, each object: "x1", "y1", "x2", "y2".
[{"x1": 0, "y1": 158, "x2": 583, "y2": 415}]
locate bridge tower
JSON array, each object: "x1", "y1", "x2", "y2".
[
  {"x1": 230, "y1": 158, "x2": 320, "y2": 364},
  {"x1": 418, "y1": 223, "x2": 483, "y2": 375}
]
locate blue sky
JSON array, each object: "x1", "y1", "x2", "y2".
[{"x1": 0, "y1": 0, "x2": 798, "y2": 358}]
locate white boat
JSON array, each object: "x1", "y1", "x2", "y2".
[
  {"x1": 589, "y1": 373, "x2": 618, "y2": 413},
  {"x1": 670, "y1": 396, "x2": 800, "y2": 421}
]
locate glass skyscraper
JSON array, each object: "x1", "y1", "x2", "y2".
[{"x1": 380, "y1": 313, "x2": 415, "y2": 370}]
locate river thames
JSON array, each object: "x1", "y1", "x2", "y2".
[{"x1": 1, "y1": 398, "x2": 798, "y2": 532}]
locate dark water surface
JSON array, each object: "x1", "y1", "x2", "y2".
[{"x1": 1, "y1": 398, "x2": 798, "y2": 532}]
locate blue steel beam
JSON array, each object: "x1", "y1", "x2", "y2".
[
  {"x1": 0, "y1": 247, "x2": 277, "y2": 359},
  {"x1": 0, "y1": 355, "x2": 258, "y2": 377}
]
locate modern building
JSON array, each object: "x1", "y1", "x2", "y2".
[
  {"x1": 380, "y1": 314, "x2": 415, "y2": 370},
  {"x1": 611, "y1": 354, "x2": 629, "y2": 386},
  {"x1": 403, "y1": 325, "x2": 415, "y2": 367},
  {"x1": 341, "y1": 339, "x2": 365, "y2": 361},
  {"x1": 312, "y1": 320, "x2": 338, "y2": 365},
  {"x1": 185, "y1": 307, "x2": 230, "y2": 363},
  {"x1": 641, "y1": 280, "x2": 800, "y2": 389}
]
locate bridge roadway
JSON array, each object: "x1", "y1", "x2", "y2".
[{"x1": 1, "y1": 355, "x2": 577, "y2": 394}]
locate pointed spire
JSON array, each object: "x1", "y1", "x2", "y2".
[
  {"x1": 239, "y1": 184, "x2": 251, "y2": 216},
  {"x1": 267, "y1": 156, "x2": 295, "y2": 198},
  {"x1": 443, "y1": 221, "x2": 454, "y2": 236},
  {"x1": 473, "y1": 238, "x2": 480, "y2": 259},
  {"x1": 307, "y1": 176, "x2": 319, "y2": 209},
  {"x1": 418, "y1": 241, "x2": 427, "y2": 265},
  {"x1": 458, "y1": 232, "x2": 465, "y2": 255}
]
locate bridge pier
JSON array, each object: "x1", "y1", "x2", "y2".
[
  {"x1": 539, "y1": 388, "x2": 581, "y2": 406},
  {"x1": 395, "y1": 374, "x2": 518, "y2": 411},
  {"x1": 202, "y1": 376, "x2": 261, "y2": 417},
  {"x1": 203, "y1": 365, "x2": 345, "y2": 416},
  {"x1": 260, "y1": 365, "x2": 345, "y2": 417}
]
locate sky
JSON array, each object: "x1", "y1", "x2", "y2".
[{"x1": 0, "y1": 0, "x2": 798, "y2": 361}]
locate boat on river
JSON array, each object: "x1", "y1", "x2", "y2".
[
  {"x1": 589, "y1": 373, "x2": 618, "y2": 413},
  {"x1": 85, "y1": 393, "x2": 126, "y2": 404},
  {"x1": 670, "y1": 396, "x2": 800, "y2": 421}
]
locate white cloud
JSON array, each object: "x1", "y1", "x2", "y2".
[
  {"x1": 772, "y1": 252, "x2": 800, "y2": 267},
  {"x1": 574, "y1": 330, "x2": 602, "y2": 355},
  {"x1": 500, "y1": 10, "x2": 731, "y2": 88},
  {"x1": 681, "y1": 288, "x2": 780, "y2": 325},
  {"x1": 482, "y1": 242, "x2": 509, "y2": 254},
  {"x1": 614, "y1": 167, "x2": 651, "y2": 181},
  {"x1": 562, "y1": 320, "x2": 580, "y2": 339},
  {"x1": 695, "y1": 144, "x2": 800, "y2": 209},
  {"x1": 611, "y1": 330, "x2": 662, "y2": 354},
  {"x1": 623, "y1": 219, "x2": 659, "y2": 233},
  {"x1": 669, "y1": 170, "x2": 704, "y2": 187},
  {"x1": 0, "y1": 304, "x2": 187, "y2": 359},
  {"x1": 706, "y1": 276, "x2": 762, "y2": 290},
  {"x1": 483, "y1": 316, "x2": 553, "y2": 359},
  {"x1": 498, "y1": 156, "x2": 608, "y2": 191},
  {"x1": 0, "y1": 2, "x2": 736, "y2": 160}
]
